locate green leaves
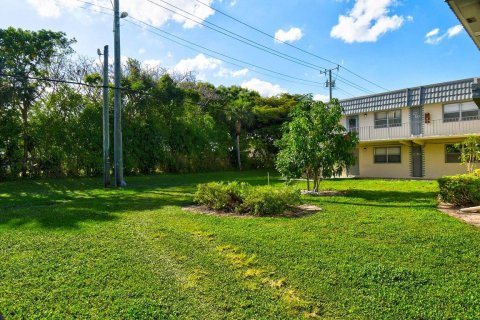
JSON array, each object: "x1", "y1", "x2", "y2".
[
  {"x1": 275, "y1": 98, "x2": 358, "y2": 191},
  {"x1": 455, "y1": 135, "x2": 480, "y2": 173}
]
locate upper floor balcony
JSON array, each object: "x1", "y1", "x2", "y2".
[{"x1": 349, "y1": 116, "x2": 480, "y2": 142}]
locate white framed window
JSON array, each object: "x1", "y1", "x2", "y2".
[
  {"x1": 374, "y1": 110, "x2": 401, "y2": 128},
  {"x1": 374, "y1": 146, "x2": 401, "y2": 163},
  {"x1": 443, "y1": 102, "x2": 479, "y2": 122}
]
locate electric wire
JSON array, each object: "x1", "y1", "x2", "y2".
[
  {"x1": 59, "y1": 0, "x2": 365, "y2": 98},
  {"x1": 146, "y1": 0, "x2": 376, "y2": 95},
  {"x1": 68, "y1": 0, "x2": 328, "y2": 89},
  {"x1": 0, "y1": 73, "x2": 301, "y2": 119},
  {"x1": 127, "y1": 16, "x2": 325, "y2": 87},
  {"x1": 193, "y1": 0, "x2": 390, "y2": 92},
  {"x1": 67, "y1": 0, "x2": 379, "y2": 95},
  {"x1": 145, "y1": 0, "x2": 330, "y2": 72}
]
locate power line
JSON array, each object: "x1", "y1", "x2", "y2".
[
  {"x1": 68, "y1": 0, "x2": 327, "y2": 89},
  {"x1": 193, "y1": 0, "x2": 390, "y2": 92},
  {"x1": 127, "y1": 17, "x2": 326, "y2": 87},
  {"x1": 68, "y1": 0, "x2": 377, "y2": 97},
  {"x1": 336, "y1": 75, "x2": 375, "y2": 94},
  {"x1": 0, "y1": 73, "x2": 346, "y2": 124},
  {"x1": 59, "y1": 0, "x2": 363, "y2": 99},
  {"x1": 145, "y1": 0, "x2": 329, "y2": 73},
  {"x1": 336, "y1": 86, "x2": 355, "y2": 98},
  {"x1": 0, "y1": 72, "x2": 225, "y2": 112},
  {"x1": 70, "y1": 0, "x2": 330, "y2": 89},
  {"x1": 145, "y1": 0, "x2": 376, "y2": 95}
]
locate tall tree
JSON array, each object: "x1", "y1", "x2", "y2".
[
  {"x1": 220, "y1": 86, "x2": 258, "y2": 170},
  {"x1": 276, "y1": 97, "x2": 358, "y2": 192},
  {"x1": 0, "y1": 27, "x2": 75, "y2": 176},
  {"x1": 248, "y1": 93, "x2": 300, "y2": 168}
]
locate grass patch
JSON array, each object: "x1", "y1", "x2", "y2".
[{"x1": 1, "y1": 172, "x2": 480, "y2": 319}]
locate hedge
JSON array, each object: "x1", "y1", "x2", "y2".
[
  {"x1": 438, "y1": 174, "x2": 480, "y2": 207},
  {"x1": 194, "y1": 182, "x2": 301, "y2": 216}
]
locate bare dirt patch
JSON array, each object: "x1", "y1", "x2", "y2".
[
  {"x1": 437, "y1": 204, "x2": 480, "y2": 227},
  {"x1": 182, "y1": 204, "x2": 322, "y2": 218}
]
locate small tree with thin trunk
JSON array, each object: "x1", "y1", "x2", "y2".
[
  {"x1": 275, "y1": 97, "x2": 358, "y2": 192},
  {"x1": 456, "y1": 135, "x2": 480, "y2": 174}
]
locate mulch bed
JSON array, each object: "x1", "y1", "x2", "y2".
[
  {"x1": 182, "y1": 204, "x2": 322, "y2": 218},
  {"x1": 437, "y1": 204, "x2": 480, "y2": 227},
  {"x1": 301, "y1": 190, "x2": 347, "y2": 196}
]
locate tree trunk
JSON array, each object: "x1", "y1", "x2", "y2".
[
  {"x1": 313, "y1": 170, "x2": 319, "y2": 192},
  {"x1": 21, "y1": 105, "x2": 29, "y2": 177},
  {"x1": 306, "y1": 172, "x2": 310, "y2": 191},
  {"x1": 236, "y1": 133, "x2": 241, "y2": 170},
  {"x1": 235, "y1": 121, "x2": 242, "y2": 171}
]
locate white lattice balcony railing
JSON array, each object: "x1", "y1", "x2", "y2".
[{"x1": 350, "y1": 118, "x2": 480, "y2": 141}]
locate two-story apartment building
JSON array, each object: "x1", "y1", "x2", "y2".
[{"x1": 340, "y1": 78, "x2": 480, "y2": 179}]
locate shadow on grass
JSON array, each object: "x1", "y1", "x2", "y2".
[
  {"x1": 317, "y1": 189, "x2": 437, "y2": 209},
  {"x1": 0, "y1": 181, "x2": 194, "y2": 230},
  {"x1": 0, "y1": 171, "x2": 277, "y2": 229}
]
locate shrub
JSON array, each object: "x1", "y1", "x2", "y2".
[
  {"x1": 238, "y1": 186, "x2": 301, "y2": 216},
  {"x1": 438, "y1": 174, "x2": 480, "y2": 206},
  {"x1": 194, "y1": 182, "x2": 301, "y2": 215},
  {"x1": 194, "y1": 181, "x2": 248, "y2": 211}
]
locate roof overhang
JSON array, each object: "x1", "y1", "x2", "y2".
[{"x1": 446, "y1": 0, "x2": 480, "y2": 49}]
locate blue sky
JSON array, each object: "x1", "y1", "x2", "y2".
[{"x1": 1, "y1": 0, "x2": 478, "y2": 100}]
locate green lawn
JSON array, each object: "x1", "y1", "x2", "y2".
[{"x1": 1, "y1": 172, "x2": 480, "y2": 319}]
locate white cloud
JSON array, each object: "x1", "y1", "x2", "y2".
[
  {"x1": 172, "y1": 54, "x2": 222, "y2": 74},
  {"x1": 330, "y1": 0, "x2": 405, "y2": 43},
  {"x1": 241, "y1": 78, "x2": 286, "y2": 97},
  {"x1": 215, "y1": 68, "x2": 249, "y2": 78},
  {"x1": 143, "y1": 59, "x2": 163, "y2": 68},
  {"x1": 425, "y1": 28, "x2": 440, "y2": 38},
  {"x1": 313, "y1": 94, "x2": 330, "y2": 102},
  {"x1": 138, "y1": 48, "x2": 146, "y2": 55},
  {"x1": 232, "y1": 68, "x2": 249, "y2": 77},
  {"x1": 27, "y1": 0, "x2": 79, "y2": 18},
  {"x1": 26, "y1": 0, "x2": 215, "y2": 29},
  {"x1": 274, "y1": 27, "x2": 304, "y2": 43},
  {"x1": 447, "y1": 25, "x2": 464, "y2": 38},
  {"x1": 169, "y1": 54, "x2": 249, "y2": 81},
  {"x1": 425, "y1": 25, "x2": 463, "y2": 45}
]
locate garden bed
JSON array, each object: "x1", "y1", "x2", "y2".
[
  {"x1": 437, "y1": 203, "x2": 480, "y2": 227},
  {"x1": 301, "y1": 190, "x2": 347, "y2": 196},
  {"x1": 183, "y1": 204, "x2": 322, "y2": 218}
]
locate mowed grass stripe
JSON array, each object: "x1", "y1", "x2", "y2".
[{"x1": 1, "y1": 172, "x2": 480, "y2": 319}]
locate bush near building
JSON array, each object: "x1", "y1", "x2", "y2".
[{"x1": 438, "y1": 171, "x2": 480, "y2": 206}]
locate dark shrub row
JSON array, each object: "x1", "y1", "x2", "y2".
[
  {"x1": 438, "y1": 171, "x2": 480, "y2": 206},
  {"x1": 194, "y1": 182, "x2": 301, "y2": 216}
]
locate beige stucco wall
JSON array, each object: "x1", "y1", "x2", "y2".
[
  {"x1": 341, "y1": 100, "x2": 480, "y2": 179},
  {"x1": 423, "y1": 103, "x2": 443, "y2": 121},
  {"x1": 424, "y1": 143, "x2": 468, "y2": 179},
  {"x1": 357, "y1": 144, "x2": 411, "y2": 179},
  {"x1": 352, "y1": 141, "x2": 471, "y2": 180}
]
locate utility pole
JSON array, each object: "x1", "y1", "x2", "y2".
[
  {"x1": 101, "y1": 45, "x2": 110, "y2": 188},
  {"x1": 113, "y1": 0, "x2": 127, "y2": 187},
  {"x1": 320, "y1": 66, "x2": 340, "y2": 101}
]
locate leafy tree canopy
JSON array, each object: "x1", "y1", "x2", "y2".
[{"x1": 275, "y1": 96, "x2": 358, "y2": 192}]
